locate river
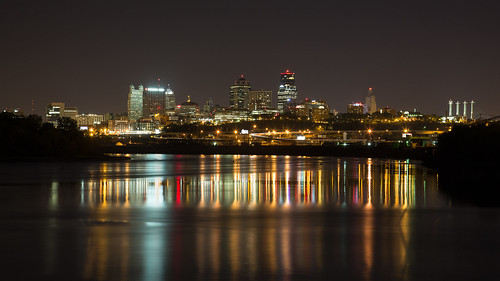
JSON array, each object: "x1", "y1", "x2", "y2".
[{"x1": 0, "y1": 154, "x2": 498, "y2": 280}]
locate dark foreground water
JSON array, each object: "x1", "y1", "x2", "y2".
[{"x1": 0, "y1": 154, "x2": 499, "y2": 281}]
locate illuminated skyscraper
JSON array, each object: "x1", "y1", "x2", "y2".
[
  {"x1": 229, "y1": 75, "x2": 251, "y2": 109},
  {"x1": 143, "y1": 79, "x2": 167, "y2": 118},
  {"x1": 277, "y1": 70, "x2": 297, "y2": 111},
  {"x1": 165, "y1": 84, "x2": 176, "y2": 110},
  {"x1": 128, "y1": 84, "x2": 144, "y2": 121},
  {"x1": 365, "y1": 87, "x2": 377, "y2": 114}
]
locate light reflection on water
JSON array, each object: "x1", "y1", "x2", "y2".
[
  {"x1": 78, "y1": 154, "x2": 442, "y2": 209},
  {"x1": 6, "y1": 154, "x2": 492, "y2": 281}
]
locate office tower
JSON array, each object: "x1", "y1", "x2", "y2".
[
  {"x1": 248, "y1": 90, "x2": 272, "y2": 110},
  {"x1": 165, "y1": 84, "x2": 176, "y2": 110},
  {"x1": 128, "y1": 84, "x2": 144, "y2": 121},
  {"x1": 365, "y1": 87, "x2": 377, "y2": 114},
  {"x1": 277, "y1": 70, "x2": 298, "y2": 111},
  {"x1": 229, "y1": 75, "x2": 251, "y2": 109},
  {"x1": 144, "y1": 85, "x2": 167, "y2": 118}
]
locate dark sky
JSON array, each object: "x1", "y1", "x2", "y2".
[{"x1": 1, "y1": 0, "x2": 499, "y2": 116}]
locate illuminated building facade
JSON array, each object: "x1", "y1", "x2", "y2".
[
  {"x1": 365, "y1": 87, "x2": 377, "y2": 114},
  {"x1": 165, "y1": 84, "x2": 176, "y2": 110},
  {"x1": 347, "y1": 103, "x2": 365, "y2": 115},
  {"x1": 295, "y1": 99, "x2": 330, "y2": 122},
  {"x1": 175, "y1": 96, "x2": 200, "y2": 123},
  {"x1": 248, "y1": 90, "x2": 272, "y2": 110},
  {"x1": 277, "y1": 70, "x2": 298, "y2": 111},
  {"x1": 143, "y1": 86, "x2": 166, "y2": 118},
  {"x1": 75, "y1": 114, "x2": 105, "y2": 126},
  {"x1": 229, "y1": 75, "x2": 251, "y2": 109},
  {"x1": 127, "y1": 84, "x2": 144, "y2": 121}
]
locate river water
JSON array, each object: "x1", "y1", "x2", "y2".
[{"x1": 0, "y1": 154, "x2": 498, "y2": 280}]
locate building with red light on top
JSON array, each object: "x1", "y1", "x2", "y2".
[{"x1": 365, "y1": 87, "x2": 377, "y2": 114}]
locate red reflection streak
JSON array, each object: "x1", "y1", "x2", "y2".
[{"x1": 176, "y1": 177, "x2": 181, "y2": 205}]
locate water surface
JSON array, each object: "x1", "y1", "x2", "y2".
[{"x1": 0, "y1": 154, "x2": 498, "y2": 280}]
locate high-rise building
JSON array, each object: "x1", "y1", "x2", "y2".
[
  {"x1": 248, "y1": 90, "x2": 272, "y2": 110},
  {"x1": 165, "y1": 84, "x2": 176, "y2": 110},
  {"x1": 229, "y1": 75, "x2": 251, "y2": 109},
  {"x1": 143, "y1": 86, "x2": 166, "y2": 118},
  {"x1": 277, "y1": 70, "x2": 298, "y2": 111},
  {"x1": 128, "y1": 84, "x2": 144, "y2": 121},
  {"x1": 365, "y1": 87, "x2": 377, "y2": 114}
]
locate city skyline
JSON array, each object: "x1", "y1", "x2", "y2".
[{"x1": 1, "y1": 1, "x2": 499, "y2": 116}]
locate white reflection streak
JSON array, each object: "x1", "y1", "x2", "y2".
[
  {"x1": 49, "y1": 181, "x2": 59, "y2": 210},
  {"x1": 200, "y1": 174, "x2": 205, "y2": 208},
  {"x1": 81, "y1": 180, "x2": 85, "y2": 206}
]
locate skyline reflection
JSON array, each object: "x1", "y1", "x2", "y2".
[
  {"x1": 78, "y1": 154, "x2": 442, "y2": 209},
  {"x1": 2, "y1": 154, "x2": 496, "y2": 281}
]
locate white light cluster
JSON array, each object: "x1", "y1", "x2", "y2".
[{"x1": 147, "y1": 88, "x2": 165, "y2": 92}]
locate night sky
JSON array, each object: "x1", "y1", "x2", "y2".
[{"x1": 2, "y1": 0, "x2": 499, "y2": 116}]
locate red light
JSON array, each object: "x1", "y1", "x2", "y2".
[{"x1": 281, "y1": 69, "x2": 294, "y2": 75}]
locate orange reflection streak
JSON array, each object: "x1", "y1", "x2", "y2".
[{"x1": 362, "y1": 209, "x2": 374, "y2": 280}]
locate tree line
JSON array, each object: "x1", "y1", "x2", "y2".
[{"x1": 0, "y1": 112, "x2": 93, "y2": 159}]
